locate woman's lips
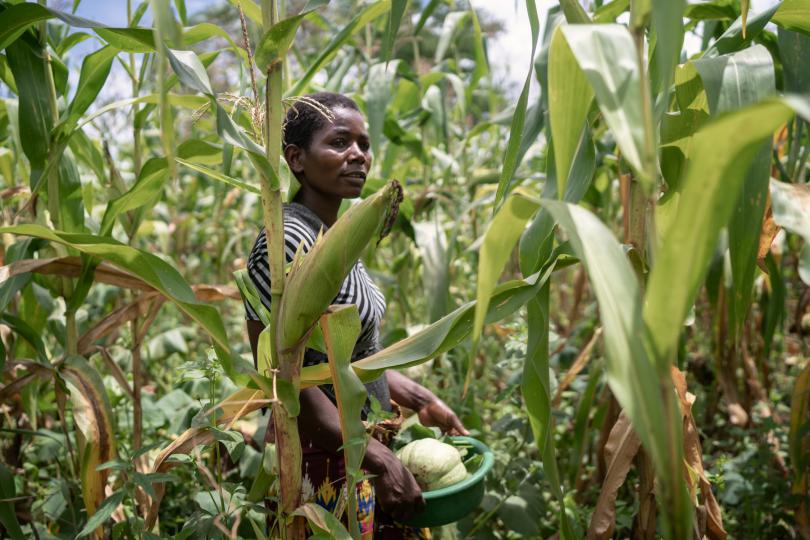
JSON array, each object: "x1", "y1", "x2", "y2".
[{"x1": 341, "y1": 173, "x2": 366, "y2": 186}]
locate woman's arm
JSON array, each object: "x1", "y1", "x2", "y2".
[
  {"x1": 386, "y1": 370, "x2": 469, "y2": 436},
  {"x1": 247, "y1": 320, "x2": 425, "y2": 521}
]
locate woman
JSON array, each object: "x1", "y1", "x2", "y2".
[{"x1": 244, "y1": 92, "x2": 468, "y2": 538}]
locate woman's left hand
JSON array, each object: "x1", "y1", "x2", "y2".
[{"x1": 417, "y1": 398, "x2": 469, "y2": 436}]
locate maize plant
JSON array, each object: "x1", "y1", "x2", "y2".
[{"x1": 0, "y1": 0, "x2": 809, "y2": 539}]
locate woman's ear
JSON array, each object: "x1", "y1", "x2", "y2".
[{"x1": 284, "y1": 145, "x2": 305, "y2": 176}]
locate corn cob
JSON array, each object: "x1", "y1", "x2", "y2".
[{"x1": 275, "y1": 180, "x2": 402, "y2": 351}]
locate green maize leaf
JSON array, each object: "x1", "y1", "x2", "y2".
[
  {"x1": 414, "y1": 219, "x2": 451, "y2": 323},
  {"x1": 561, "y1": 24, "x2": 649, "y2": 188},
  {"x1": 0, "y1": 2, "x2": 155, "y2": 53},
  {"x1": 301, "y1": 259, "x2": 571, "y2": 386},
  {"x1": 293, "y1": 503, "x2": 353, "y2": 540},
  {"x1": 61, "y1": 45, "x2": 118, "y2": 133},
  {"x1": 57, "y1": 151, "x2": 85, "y2": 235},
  {"x1": 177, "y1": 158, "x2": 261, "y2": 194},
  {"x1": 414, "y1": 0, "x2": 440, "y2": 35},
  {"x1": 68, "y1": 127, "x2": 106, "y2": 183},
  {"x1": 62, "y1": 356, "x2": 117, "y2": 535},
  {"x1": 176, "y1": 138, "x2": 222, "y2": 165},
  {"x1": 254, "y1": 9, "x2": 313, "y2": 70},
  {"x1": 55, "y1": 31, "x2": 91, "y2": 56},
  {"x1": 541, "y1": 200, "x2": 691, "y2": 540},
  {"x1": 322, "y1": 305, "x2": 366, "y2": 538},
  {"x1": 5, "y1": 32, "x2": 51, "y2": 190},
  {"x1": 76, "y1": 93, "x2": 208, "y2": 132},
  {"x1": 215, "y1": 105, "x2": 276, "y2": 187},
  {"x1": 693, "y1": 45, "x2": 775, "y2": 331},
  {"x1": 523, "y1": 285, "x2": 575, "y2": 538},
  {"x1": 166, "y1": 48, "x2": 213, "y2": 96},
  {"x1": 288, "y1": 0, "x2": 391, "y2": 96},
  {"x1": 645, "y1": 96, "x2": 810, "y2": 367},
  {"x1": 0, "y1": 463, "x2": 25, "y2": 540},
  {"x1": 472, "y1": 193, "x2": 539, "y2": 350},
  {"x1": 684, "y1": 2, "x2": 737, "y2": 21},
  {"x1": 435, "y1": 11, "x2": 469, "y2": 63},
  {"x1": 0, "y1": 313, "x2": 48, "y2": 364},
  {"x1": 469, "y1": 7, "x2": 488, "y2": 91},
  {"x1": 0, "y1": 238, "x2": 38, "y2": 316},
  {"x1": 183, "y1": 23, "x2": 245, "y2": 59},
  {"x1": 772, "y1": 0, "x2": 810, "y2": 35},
  {"x1": 247, "y1": 443, "x2": 277, "y2": 502},
  {"x1": 0, "y1": 225, "x2": 250, "y2": 382},
  {"x1": 100, "y1": 156, "x2": 169, "y2": 236},
  {"x1": 559, "y1": 0, "x2": 592, "y2": 23},
  {"x1": 174, "y1": 0, "x2": 187, "y2": 24},
  {"x1": 703, "y1": 4, "x2": 780, "y2": 57},
  {"x1": 779, "y1": 28, "x2": 810, "y2": 93},
  {"x1": 548, "y1": 25, "x2": 593, "y2": 197},
  {"x1": 658, "y1": 63, "x2": 709, "y2": 191},
  {"x1": 650, "y1": 0, "x2": 685, "y2": 119},
  {"x1": 494, "y1": 0, "x2": 539, "y2": 206},
  {"x1": 693, "y1": 45, "x2": 775, "y2": 115},
  {"x1": 594, "y1": 0, "x2": 629, "y2": 22},
  {"x1": 366, "y1": 61, "x2": 400, "y2": 156},
  {"x1": 0, "y1": 54, "x2": 17, "y2": 94},
  {"x1": 76, "y1": 491, "x2": 124, "y2": 538},
  {"x1": 152, "y1": 0, "x2": 177, "y2": 181},
  {"x1": 519, "y1": 128, "x2": 596, "y2": 275},
  {"x1": 381, "y1": 0, "x2": 408, "y2": 63},
  {"x1": 568, "y1": 359, "x2": 601, "y2": 485}
]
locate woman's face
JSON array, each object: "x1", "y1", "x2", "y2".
[{"x1": 287, "y1": 107, "x2": 372, "y2": 201}]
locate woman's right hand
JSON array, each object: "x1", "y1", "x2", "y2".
[{"x1": 364, "y1": 439, "x2": 425, "y2": 522}]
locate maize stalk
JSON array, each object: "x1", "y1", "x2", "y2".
[{"x1": 272, "y1": 180, "x2": 401, "y2": 536}]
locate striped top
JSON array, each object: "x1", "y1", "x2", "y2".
[{"x1": 244, "y1": 202, "x2": 391, "y2": 414}]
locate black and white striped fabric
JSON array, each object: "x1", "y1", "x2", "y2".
[{"x1": 244, "y1": 202, "x2": 391, "y2": 414}]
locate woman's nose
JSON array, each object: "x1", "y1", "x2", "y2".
[{"x1": 347, "y1": 142, "x2": 367, "y2": 163}]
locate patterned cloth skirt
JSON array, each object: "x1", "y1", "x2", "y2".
[{"x1": 299, "y1": 416, "x2": 432, "y2": 539}]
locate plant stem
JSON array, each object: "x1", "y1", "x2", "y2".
[{"x1": 260, "y1": 1, "x2": 305, "y2": 538}]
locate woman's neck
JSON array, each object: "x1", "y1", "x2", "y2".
[{"x1": 293, "y1": 187, "x2": 340, "y2": 226}]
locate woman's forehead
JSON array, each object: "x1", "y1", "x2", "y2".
[{"x1": 321, "y1": 107, "x2": 367, "y2": 134}]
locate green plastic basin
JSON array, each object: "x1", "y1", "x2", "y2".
[{"x1": 401, "y1": 436, "x2": 494, "y2": 528}]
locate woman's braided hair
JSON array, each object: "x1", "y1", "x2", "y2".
[{"x1": 283, "y1": 92, "x2": 360, "y2": 150}]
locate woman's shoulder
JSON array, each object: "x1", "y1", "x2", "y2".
[{"x1": 248, "y1": 204, "x2": 321, "y2": 264}]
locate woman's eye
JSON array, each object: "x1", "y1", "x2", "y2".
[{"x1": 331, "y1": 138, "x2": 347, "y2": 147}]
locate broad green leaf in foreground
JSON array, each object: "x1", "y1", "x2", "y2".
[
  {"x1": 0, "y1": 2, "x2": 155, "y2": 53},
  {"x1": 645, "y1": 96, "x2": 810, "y2": 366},
  {"x1": 0, "y1": 225, "x2": 251, "y2": 381},
  {"x1": 301, "y1": 261, "x2": 570, "y2": 386},
  {"x1": 702, "y1": 4, "x2": 780, "y2": 57},
  {"x1": 772, "y1": 0, "x2": 810, "y2": 35},
  {"x1": 548, "y1": 26, "x2": 593, "y2": 196},
  {"x1": 693, "y1": 45, "x2": 775, "y2": 330},
  {"x1": 560, "y1": 25, "x2": 650, "y2": 189},
  {"x1": 61, "y1": 46, "x2": 119, "y2": 132},
  {"x1": 381, "y1": 0, "x2": 409, "y2": 63},
  {"x1": 494, "y1": 0, "x2": 539, "y2": 205},
  {"x1": 322, "y1": 306, "x2": 366, "y2": 538},
  {"x1": 541, "y1": 200, "x2": 691, "y2": 540}
]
